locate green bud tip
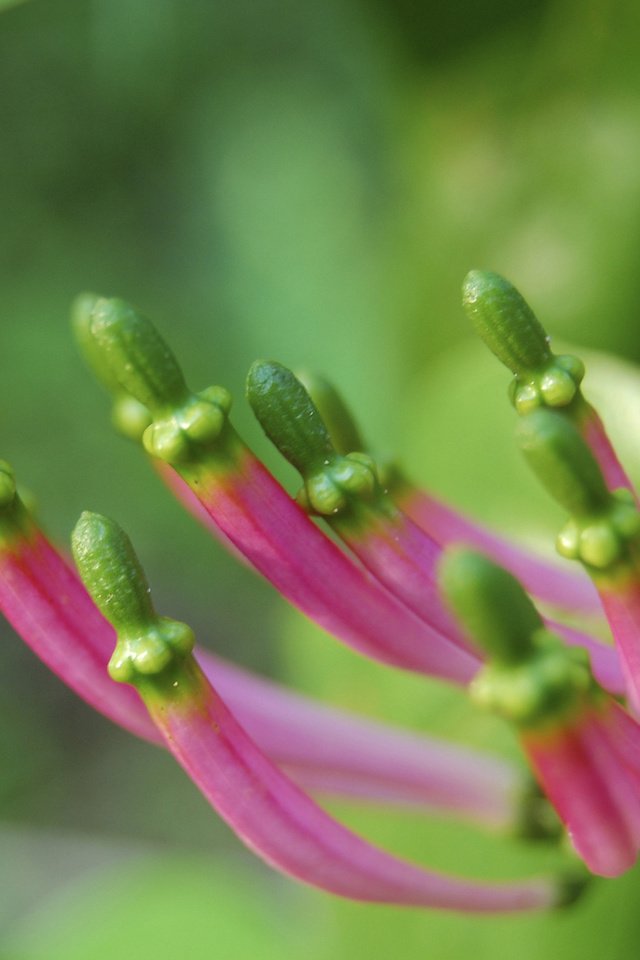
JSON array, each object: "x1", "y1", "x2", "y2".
[
  {"x1": 89, "y1": 297, "x2": 190, "y2": 415},
  {"x1": 246, "y1": 360, "x2": 335, "y2": 475},
  {"x1": 87, "y1": 298, "x2": 232, "y2": 462},
  {"x1": 517, "y1": 410, "x2": 610, "y2": 518},
  {"x1": 247, "y1": 361, "x2": 380, "y2": 517},
  {"x1": 439, "y1": 548, "x2": 593, "y2": 727},
  {"x1": 71, "y1": 511, "x2": 195, "y2": 685},
  {"x1": 295, "y1": 370, "x2": 366, "y2": 455},
  {"x1": 0, "y1": 461, "x2": 17, "y2": 510},
  {"x1": 72, "y1": 511, "x2": 156, "y2": 632},
  {"x1": 555, "y1": 866, "x2": 593, "y2": 909},
  {"x1": 518, "y1": 411, "x2": 640, "y2": 572},
  {"x1": 438, "y1": 548, "x2": 543, "y2": 665},
  {"x1": 72, "y1": 292, "x2": 152, "y2": 441},
  {"x1": 462, "y1": 270, "x2": 551, "y2": 377}
]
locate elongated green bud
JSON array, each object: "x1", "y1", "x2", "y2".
[
  {"x1": 71, "y1": 512, "x2": 194, "y2": 685},
  {"x1": 247, "y1": 361, "x2": 335, "y2": 474},
  {"x1": 0, "y1": 461, "x2": 35, "y2": 547},
  {"x1": 72, "y1": 293, "x2": 152, "y2": 441},
  {"x1": 247, "y1": 361, "x2": 379, "y2": 516},
  {"x1": 295, "y1": 370, "x2": 365, "y2": 455},
  {"x1": 439, "y1": 548, "x2": 593, "y2": 728},
  {"x1": 86, "y1": 298, "x2": 233, "y2": 464},
  {"x1": 72, "y1": 293, "x2": 126, "y2": 396},
  {"x1": 463, "y1": 271, "x2": 551, "y2": 376},
  {"x1": 439, "y1": 548, "x2": 542, "y2": 664},
  {"x1": 72, "y1": 512, "x2": 156, "y2": 631},
  {"x1": 517, "y1": 411, "x2": 640, "y2": 571},
  {"x1": 89, "y1": 299, "x2": 190, "y2": 415},
  {"x1": 518, "y1": 411, "x2": 609, "y2": 517},
  {"x1": 463, "y1": 271, "x2": 584, "y2": 414}
]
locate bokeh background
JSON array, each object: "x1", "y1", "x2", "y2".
[{"x1": 3, "y1": 0, "x2": 640, "y2": 957}]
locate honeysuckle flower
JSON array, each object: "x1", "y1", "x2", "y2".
[{"x1": 6, "y1": 267, "x2": 640, "y2": 913}]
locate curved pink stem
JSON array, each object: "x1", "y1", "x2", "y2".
[
  {"x1": 599, "y1": 582, "x2": 640, "y2": 714},
  {"x1": 398, "y1": 488, "x2": 601, "y2": 614},
  {"x1": 581, "y1": 406, "x2": 638, "y2": 501},
  {"x1": 522, "y1": 710, "x2": 640, "y2": 877},
  {"x1": 178, "y1": 449, "x2": 478, "y2": 683},
  {"x1": 148, "y1": 663, "x2": 558, "y2": 912}
]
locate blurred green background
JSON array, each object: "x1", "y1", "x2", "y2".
[{"x1": 3, "y1": 0, "x2": 640, "y2": 957}]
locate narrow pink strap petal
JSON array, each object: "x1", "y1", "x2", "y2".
[
  {"x1": 185, "y1": 451, "x2": 478, "y2": 683},
  {"x1": 152, "y1": 669, "x2": 558, "y2": 912},
  {"x1": 336, "y1": 511, "x2": 473, "y2": 652},
  {"x1": 213, "y1": 656, "x2": 520, "y2": 828},
  {"x1": 599, "y1": 584, "x2": 640, "y2": 714},
  {"x1": 400, "y1": 488, "x2": 601, "y2": 614},
  {"x1": 581, "y1": 408, "x2": 638, "y2": 501},
  {"x1": 523, "y1": 716, "x2": 639, "y2": 877},
  {"x1": 0, "y1": 535, "x2": 155, "y2": 741}
]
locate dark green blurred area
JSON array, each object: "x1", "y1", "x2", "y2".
[{"x1": 3, "y1": 0, "x2": 640, "y2": 956}]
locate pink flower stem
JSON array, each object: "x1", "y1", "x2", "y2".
[
  {"x1": 598, "y1": 579, "x2": 640, "y2": 714},
  {"x1": 522, "y1": 707, "x2": 640, "y2": 877},
  {"x1": 332, "y1": 509, "x2": 474, "y2": 654},
  {"x1": 397, "y1": 487, "x2": 601, "y2": 615},
  {"x1": 175, "y1": 441, "x2": 478, "y2": 683},
  {"x1": 141, "y1": 659, "x2": 559, "y2": 912},
  {"x1": 580, "y1": 403, "x2": 638, "y2": 501}
]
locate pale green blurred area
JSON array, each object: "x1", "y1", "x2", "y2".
[{"x1": 3, "y1": 0, "x2": 640, "y2": 957}]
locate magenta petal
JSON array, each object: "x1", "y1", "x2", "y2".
[
  {"x1": 581, "y1": 409, "x2": 638, "y2": 501},
  {"x1": 400, "y1": 489, "x2": 601, "y2": 614},
  {"x1": 336, "y1": 512, "x2": 473, "y2": 652},
  {"x1": 523, "y1": 712, "x2": 640, "y2": 877},
  {"x1": 183, "y1": 452, "x2": 478, "y2": 683},
  {"x1": 0, "y1": 534, "x2": 155, "y2": 741},
  {"x1": 150, "y1": 670, "x2": 557, "y2": 912},
  {"x1": 599, "y1": 583, "x2": 640, "y2": 713},
  {"x1": 214, "y1": 657, "x2": 520, "y2": 828}
]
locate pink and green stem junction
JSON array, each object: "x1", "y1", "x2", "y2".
[
  {"x1": 462, "y1": 269, "x2": 635, "y2": 497},
  {"x1": 70, "y1": 511, "x2": 578, "y2": 911},
  {"x1": 517, "y1": 408, "x2": 640, "y2": 712}
]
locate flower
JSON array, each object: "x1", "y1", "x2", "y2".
[{"x1": 4, "y1": 270, "x2": 640, "y2": 911}]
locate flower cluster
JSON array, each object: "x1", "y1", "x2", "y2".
[{"x1": 3, "y1": 271, "x2": 640, "y2": 912}]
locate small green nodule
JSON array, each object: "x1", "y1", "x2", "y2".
[
  {"x1": 71, "y1": 512, "x2": 194, "y2": 686},
  {"x1": 439, "y1": 548, "x2": 593, "y2": 727}
]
